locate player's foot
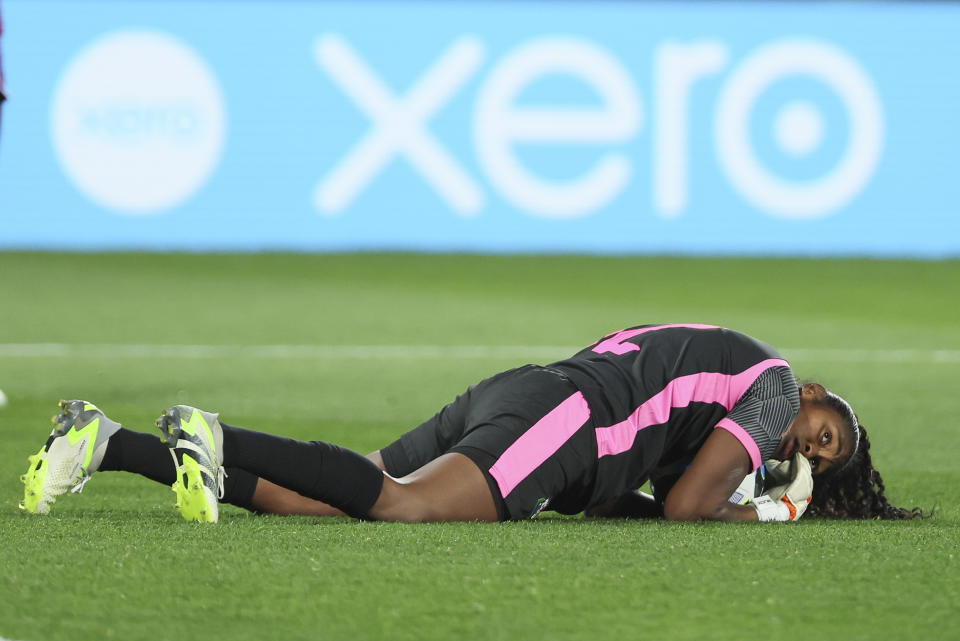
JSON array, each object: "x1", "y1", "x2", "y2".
[
  {"x1": 20, "y1": 400, "x2": 122, "y2": 514},
  {"x1": 156, "y1": 405, "x2": 225, "y2": 523}
]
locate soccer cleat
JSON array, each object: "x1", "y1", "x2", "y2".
[
  {"x1": 20, "y1": 400, "x2": 122, "y2": 514},
  {"x1": 156, "y1": 405, "x2": 225, "y2": 523}
]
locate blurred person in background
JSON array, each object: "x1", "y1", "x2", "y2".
[{"x1": 0, "y1": 2, "x2": 5, "y2": 143}]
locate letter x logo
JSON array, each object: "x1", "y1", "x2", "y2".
[{"x1": 314, "y1": 34, "x2": 486, "y2": 216}]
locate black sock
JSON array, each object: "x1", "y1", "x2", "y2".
[
  {"x1": 220, "y1": 422, "x2": 384, "y2": 519},
  {"x1": 99, "y1": 427, "x2": 261, "y2": 511},
  {"x1": 222, "y1": 467, "x2": 259, "y2": 511},
  {"x1": 100, "y1": 428, "x2": 175, "y2": 485}
]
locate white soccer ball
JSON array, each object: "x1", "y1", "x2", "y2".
[{"x1": 728, "y1": 466, "x2": 766, "y2": 505}]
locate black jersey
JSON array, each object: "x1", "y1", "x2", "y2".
[{"x1": 550, "y1": 324, "x2": 799, "y2": 508}]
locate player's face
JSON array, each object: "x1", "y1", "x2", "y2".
[{"x1": 774, "y1": 387, "x2": 853, "y2": 476}]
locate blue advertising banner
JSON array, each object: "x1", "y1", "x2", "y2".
[{"x1": 1, "y1": 1, "x2": 958, "y2": 255}]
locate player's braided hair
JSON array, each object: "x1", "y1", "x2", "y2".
[{"x1": 805, "y1": 392, "x2": 925, "y2": 520}]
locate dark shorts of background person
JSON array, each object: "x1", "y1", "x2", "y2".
[{"x1": 380, "y1": 365, "x2": 599, "y2": 521}]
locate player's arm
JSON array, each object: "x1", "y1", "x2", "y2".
[
  {"x1": 663, "y1": 428, "x2": 759, "y2": 521},
  {"x1": 585, "y1": 490, "x2": 662, "y2": 519},
  {"x1": 586, "y1": 467, "x2": 684, "y2": 518}
]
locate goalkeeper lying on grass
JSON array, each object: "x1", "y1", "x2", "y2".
[{"x1": 20, "y1": 324, "x2": 922, "y2": 523}]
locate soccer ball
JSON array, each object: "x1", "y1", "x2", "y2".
[{"x1": 728, "y1": 465, "x2": 766, "y2": 505}]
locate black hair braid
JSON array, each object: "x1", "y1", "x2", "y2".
[{"x1": 807, "y1": 424, "x2": 926, "y2": 520}]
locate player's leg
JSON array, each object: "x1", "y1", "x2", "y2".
[
  {"x1": 179, "y1": 366, "x2": 594, "y2": 523},
  {"x1": 235, "y1": 369, "x2": 489, "y2": 517},
  {"x1": 99, "y1": 425, "x2": 351, "y2": 516},
  {"x1": 25, "y1": 392, "x2": 477, "y2": 519},
  {"x1": 252, "y1": 369, "x2": 506, "y2": 517},
  {"x1": 368, "y1": 365, "x2": 596, "y2": 523},
  {"x1": 229, "y1": 373, "x2": 486, "y2": 516},
  {"x1": 210, "y1": 373, "x2": 508, "y2": 521},
  {"x1": 247, "y1": 451, "x2": 386, "y2": 517},
  {"x1": 101, "y1": 425, "x2": 387, "y2": 518},
  {"x1": 210, "y1": 420, "x2": 385, "y2": 519},
  {"x1": 127, "y1": 367, "x2": 513, "y2": 518},
  {"x1": 370, "y1": 452, "x2": 499, "y2": 522},
  {"x1": 18, "y1": 399, "x2": 357, "y2": 518},
  {"x1": 218, "y1": 420, "x2": 499, "y2": 522}
]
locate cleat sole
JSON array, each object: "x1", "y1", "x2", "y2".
[{"x1": 20, "y1": 444, "x2": 49, "y2": 514}]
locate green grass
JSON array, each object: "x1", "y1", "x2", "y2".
[{"x1": 1, "y1": 253, "x2": 958, "y2": 641}]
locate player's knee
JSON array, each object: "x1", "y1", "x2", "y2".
[
  {"x1": 370, "y1": 480, "x2": 439, "y2": 523},
  {"x1": 366, "y1": 450, "x2": 387, "y2": 471}
]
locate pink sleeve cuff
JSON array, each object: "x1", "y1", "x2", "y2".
[{"x1": 715, "y1": 417, "x2": 763, "y2": 471}]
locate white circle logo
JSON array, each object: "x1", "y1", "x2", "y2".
[
  {"x1": 715, "y1": 39, "x2": 884, "y2": 220},
  {"x1": 51, "y1": 31, "x2": 226, "y2": 214}
]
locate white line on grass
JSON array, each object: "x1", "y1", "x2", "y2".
[{"x1": 1, "y1": 343, "x2": 959, "y2": 363}]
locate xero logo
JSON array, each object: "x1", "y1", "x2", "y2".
[
  {"x1": 51, "y1": 31, "x2": 226, "y2": 214},
  {"x1": 315, "y1": 35, "x2": 884, "y2": 221}
]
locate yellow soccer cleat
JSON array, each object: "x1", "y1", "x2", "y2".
[
  {"x1": 20, "y1": 400, "x2": 122, "y2": 514},
  {"x1": 157, "y1": 405, "x2": 225, "y2": 523}
]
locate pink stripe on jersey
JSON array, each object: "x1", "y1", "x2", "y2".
[
  {"x1": 593, "y1": 358, "x2": 788, "y2": 461},
  {"x1": 591, "y1": 324, "x2": 722, "y2": 355},
  {"x1": 715, "y1": 417, "x2": 763, "y2": 470},
  {"x1": 489, "y1": 391, "x2": 591, "y2": 498}
]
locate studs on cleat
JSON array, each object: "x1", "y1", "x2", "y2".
[
  {"x1": 52, "y1": 400, "x2": 67, "y2": 422},
  {"x1": 156, "y1": 409, "x2": 183, "y2": 446},
  {"x1": 51, "y1": 400, "x2": 83, "y2": 437}
]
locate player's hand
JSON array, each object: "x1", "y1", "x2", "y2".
[{"x1": 751, "y1": 453, "x2": 813, "y2": 521}]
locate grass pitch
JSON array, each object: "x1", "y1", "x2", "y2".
[{"x1": 0, "y1": 253, "x2": 958, "y2": 641}]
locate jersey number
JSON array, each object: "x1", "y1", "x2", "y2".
[
  {"x1": 591, "y1": 328, "x2": 646, "y2": 355},
  {"x1": 591, "y1": 324, "x2": 721, "y2": 356}
]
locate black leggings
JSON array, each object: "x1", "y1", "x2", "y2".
[{"x1": 101, "y1": 420, "x2": 384, "y2": 518}]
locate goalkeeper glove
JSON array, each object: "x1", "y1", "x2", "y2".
[{"x1": 751, "y1": 453, "x2": 813, "y2": 522}]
